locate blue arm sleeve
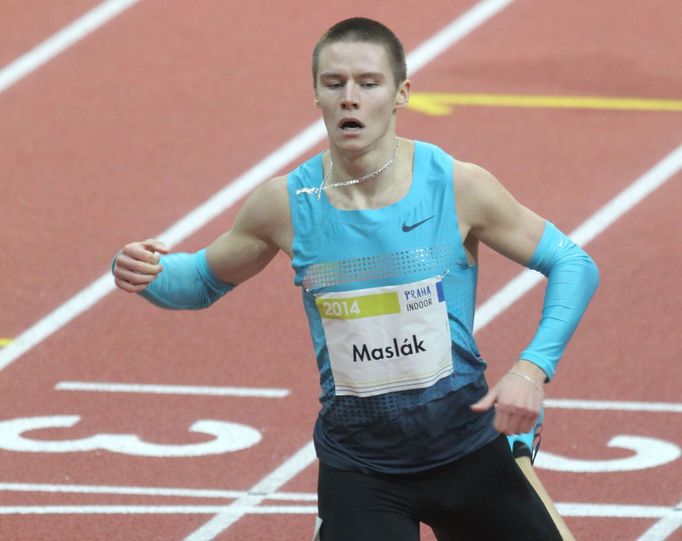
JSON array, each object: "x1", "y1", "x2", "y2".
[
  {"x1": 520, "y1": 222, "x2": 600, "y2": 379},
  {"x1": 138, "y1": 249, "x2": 233, "y2": 310}
]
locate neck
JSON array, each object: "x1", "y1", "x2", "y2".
[
  {"x1": 294, "y1": 136, "x2": 407, "y2": 201},
  {"x1": 327, "y1": 137, "x2": 400, "y2": 185},
  {"x1": 319, "y1": 138, "x2": 414, "y2": 209}
]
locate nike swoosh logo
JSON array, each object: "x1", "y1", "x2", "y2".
[{"x1": 402, "y1": 215, "x2": 435, "y2": 232}]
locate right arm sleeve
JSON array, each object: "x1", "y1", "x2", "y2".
[{"x1": 139, "y1": 249, "x2": 234, "y2": 310}]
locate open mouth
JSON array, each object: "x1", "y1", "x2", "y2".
[{"x1": 339, "y1": 119, "x2": 365, "y2": 132}]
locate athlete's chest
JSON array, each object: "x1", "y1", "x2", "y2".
[
  {"x1": 299, "y1": 211, "x2": 456, "y2": 295},
  {"x1": 309, "y1": 206, "x2": 447, "y2": 255}
]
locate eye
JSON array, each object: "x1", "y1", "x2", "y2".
[
  {"x1": 326, "y1": 81, "x2": 343, "y2": 89},
  {"x1": 361, "y1": 81, "x2": 378, "y2": 88}
]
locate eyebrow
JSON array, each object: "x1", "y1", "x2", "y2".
[{"x1": 319, "y1": 71, "x2": 386, "y2": 80}]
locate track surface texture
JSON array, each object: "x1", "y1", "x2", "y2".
[{"x1": 1, "y1": 1, "x2": 680, "y2": 540}]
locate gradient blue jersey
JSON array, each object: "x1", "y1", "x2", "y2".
[{"x1": 287, "y1": 140, "x2": 497, "y2": 473}]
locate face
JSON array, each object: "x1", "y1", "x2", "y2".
[{"x1": 314, "y1": 41, "x2": 410, "y2": 153}]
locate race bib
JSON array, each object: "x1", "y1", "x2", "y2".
[{"x1": 316, "y1": 277, "x2": 453, "y2": 397}]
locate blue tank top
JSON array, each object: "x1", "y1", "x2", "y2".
[{"x1": 287, "y1": 140, "x2": 497, "y2": 473}]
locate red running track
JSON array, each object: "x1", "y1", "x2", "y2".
[{"x1": 0, "y1": 1, "x2": 680, "y2": 540}]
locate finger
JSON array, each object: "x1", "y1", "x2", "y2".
[
  {"x1": 493, "y1": 409, "x2": 510, "y2": 434},
  {"x1": 118, "y1": 241, "x2": 165, "y2": 268},
  {"x1": 492, "y1": 400, "x2": 512, "y2": 433},
  {"x1": 120, "y1": 244, "x2": 160, "y2": 265},
  {"x1": 495, "y1": 405, "x2": 537, "y2": 435},
  {"x1": 141, "y1": 238, "x2": 169, "y2": 255},
  {"x1": 470, "y1": 390, "x2": 497, "y2": 412},
  {"x1": 114, "y1": 267, "x2": 159, "y2": 287},
  {"x1": 114, "y1": 276, "x2": 153, "y2": 293},
  {"x1": 115, "y1": 254, "x2": 162, "y2": 276}
]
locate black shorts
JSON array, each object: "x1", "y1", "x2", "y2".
[{"x1": 317, "y1": 435, "x2": 562, "y2": 541}]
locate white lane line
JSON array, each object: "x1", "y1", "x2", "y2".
[
  {"x1": 55, "y1": 381, "x2": 289, "y2": 398},
  {"x1": 0, "y1": 140, "x2": 330, "y2": 372},
  {"x1": 0, "y1": 0, "x2": 139, "y2": 95},
  {"x1": 0, "y1": 119, "x2": 327, "y2": 373},
  {"x1": 1, "y1": 0, "x2": 677, "y2": 535},
  {"x1": 0, "y1": 482, "x2": 316, "y2": 501},
  {"x1": 0, "y1": 502, "x2": 674, "y2": 519},
  {"x1": 545, "y1": 399, "x2": 682, "y2": 414},
  {"x1": 474, "y1": 143, "x2": 682, "y2": 333},
  {"x1": 0, "y1": 505, "x2": 318, "y2": 515},
  {"x1": 52, "y1": 385, "x2": 682, "y2": 410},
  {"x1": 405, "y1": 0, "x2": 514, "y2": 73},
  {"x1": 0, "y1": 273, "x2": 113, "y2": 371},
  {"x1": 184, "y1": 441, "x2": 317, "y2": 540},
  {"x1": 556, "y1": 503, "x2": 674, "y2": 519},
  {"x1": 637, "y1": 500, "x2": 682, "y2": 541}
]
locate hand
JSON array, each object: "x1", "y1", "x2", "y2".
[
  {"x1": 470, "y1": 361, "x2": 545, "y2": 435},
  {"x1": 112, "y1": 239, "x2": 169, "y2": 293}
]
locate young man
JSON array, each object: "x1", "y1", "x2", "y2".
[{"x1": 113, "y1": 18, "x2": 597, "y2": 540}]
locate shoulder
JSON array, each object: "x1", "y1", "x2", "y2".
[
  {"x1": 453, "y1": 159, "x2": 507, "y2": 226},
  {"x1": 235, "y1": 175, "x2": 291, "y2": 238},
  {"x1": 416, "y1": 142, "x2": 489, "y2": 187},
  {"x1": 453, "y1": 159, "x2": 497, "y2": 191},
  {"x1": 451, "y1": 157, "x2": 545, "y2": 262},
  {"x1": 244, "y1": 175, "x2": 289, "y2": 210},
  {"x1": 251, "y1": 174, "x2": 289, "y2": 203}
]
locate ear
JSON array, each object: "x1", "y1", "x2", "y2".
[{"x1": 395, "y1": 79, "x2": 411, "y2": 110}]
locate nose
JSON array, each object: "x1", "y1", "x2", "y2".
[{"x1": 341, "y1": 82, "x2": 359, "y2": 110}]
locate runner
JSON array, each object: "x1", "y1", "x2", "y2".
[{"x1": 112, "y1": 17, "x2": 598, "y2": 540}]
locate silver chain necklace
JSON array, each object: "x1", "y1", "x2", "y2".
[{"x1": 296, "y1": 138, "x2": 401, "y2": 198}]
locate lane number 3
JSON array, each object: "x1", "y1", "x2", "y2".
[{"x1": 0, "y1": 415, "x2": 261, "y2": 457}]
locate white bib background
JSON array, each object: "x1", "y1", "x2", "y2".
[{"x1": 317, "y1": 278, "x2": 453, "y2": 397}]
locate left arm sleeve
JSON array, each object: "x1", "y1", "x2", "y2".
[{"x1": 520, "y1": 221, "x2": 600, "y2": 379}]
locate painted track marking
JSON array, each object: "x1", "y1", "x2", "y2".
[
  {"x1": 0, "y1": 482, "x2": 316, "y2": 501},
  {"x1": 545, "y1": 399, "x2": 682, "y2": 414},
  {"x1": 0, "y1": 416, "x2": 262, "y2": 457},
  {"x1": 54, "y1": 385, "x2": 682, "y2": 410},
  {"x1": 1, "y1": 0, "x2": 678, "y2": 538},
  {"x1": 558, "y1": 504, "x2": 677, "y2": 520},
  {"x1": 408, "y1": 92, "x2": 682, "y2": 116},
  {"x1": 55, "y1": 381, "x2": 289, "y2": 398},
  {"x1": 0, "y1": 505, "x2": 318, "y2": 515},
  {"x1": 638, "y1": 500, "x2": 682, "y2": 541},
  {"x1": 537, "y1": 436, "x2": 681, "y2": 473},
  {"x1": 0, "y1": 0, "x2": 139, "y2": 95},
  {"x1": 184, "y1": 441, "x2": 317, "y2": 540},
  {"x1": 0, "y1": 502, "x2": 676, "y2": 520}
]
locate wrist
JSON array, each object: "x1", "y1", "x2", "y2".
[{"x1": 512, "y1": 360, "x2": 548, "y2": 385}]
